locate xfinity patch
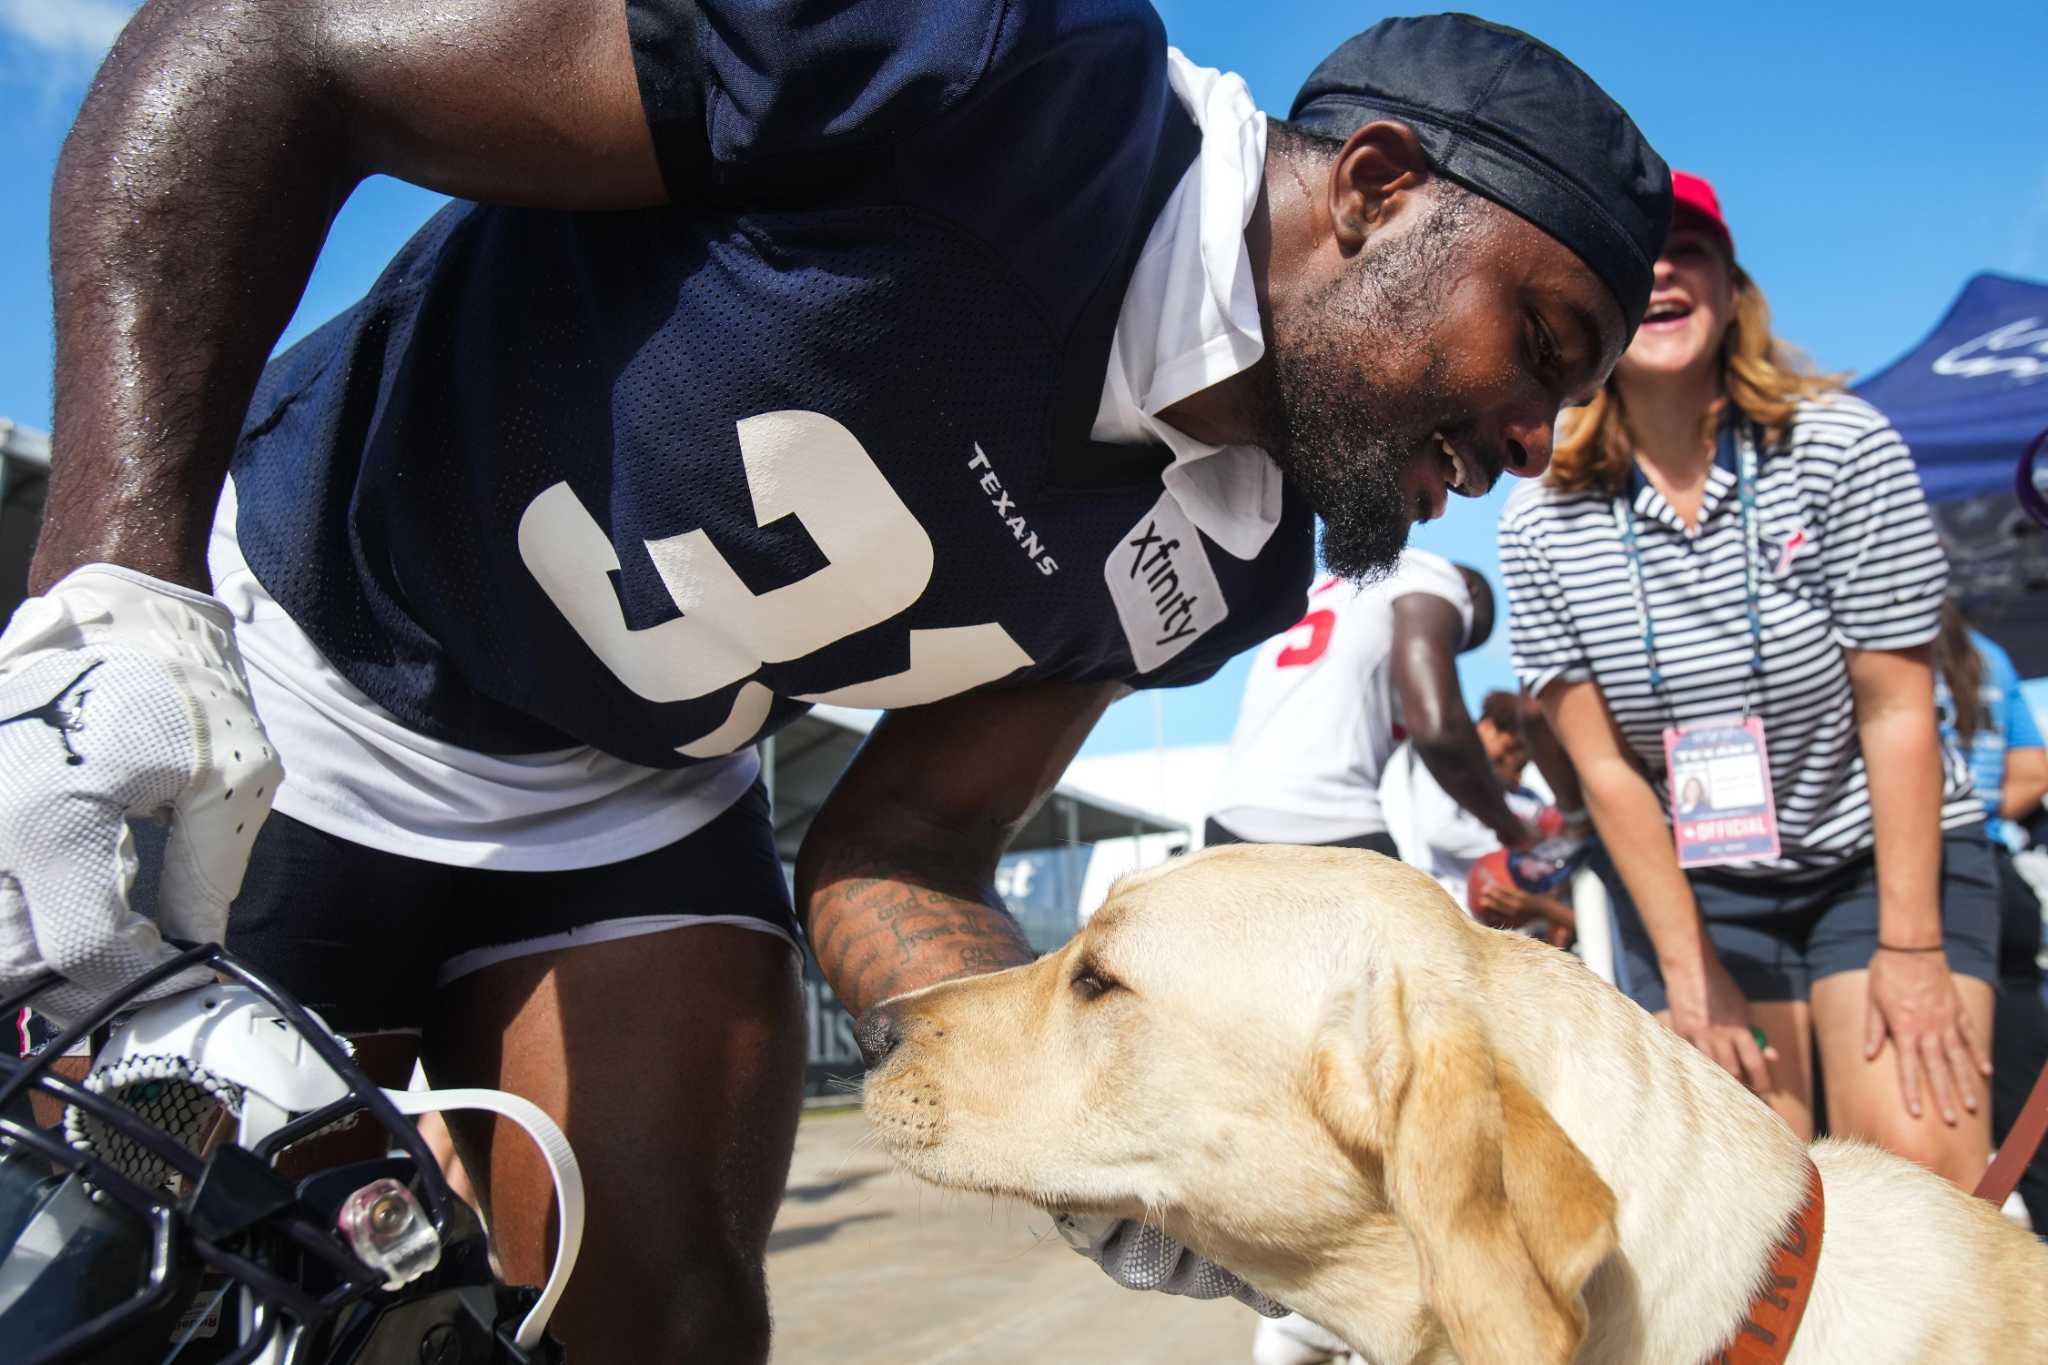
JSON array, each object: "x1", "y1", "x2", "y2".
[{"x1": 1107, "y1": 493, "x2": 1226, "y2": 674}]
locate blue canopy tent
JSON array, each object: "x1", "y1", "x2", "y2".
[{"x1": 1854, "y1": 273, "x2": 2048, "y2": 676}]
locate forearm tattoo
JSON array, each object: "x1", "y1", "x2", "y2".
[{"x1": 806, "y1": 855, "x2": 1033, "y2": 1018}]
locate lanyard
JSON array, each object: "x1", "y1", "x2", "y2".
[{"x1": 1612, "y1": 424, "x2": 1766, "y2": 705}]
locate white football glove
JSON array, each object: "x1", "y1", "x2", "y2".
[
  {"x1": 0, "y1": 564, "x2": 281, "y2": 1025},
  {"x1": 1053, "y1": 1212, "x2": 1288, "y2": 1317}
]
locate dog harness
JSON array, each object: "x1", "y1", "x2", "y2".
[{"x1": 1707, "y1": 1159, "x2": 1824, "y2": 1365}]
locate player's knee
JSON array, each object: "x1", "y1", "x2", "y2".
[
  {"x1": 566, "y1": 1246, "x2": 771, "y2": 1363},
  {"x1": 665, "y1": 1258, "x2": 772, "y2": 1364}
]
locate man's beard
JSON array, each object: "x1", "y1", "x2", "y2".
[{"x1": 1256, "y1": 196, "x2": 1471, "y2": 582}]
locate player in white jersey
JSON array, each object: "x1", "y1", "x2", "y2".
[{"x1": 1209, "y1": 549, "x2": 1534, "y2": 855}]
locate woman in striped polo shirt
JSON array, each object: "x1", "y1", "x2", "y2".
[{"x1": 1498, "y1": 172, "x2": 1999, "y2": 1187}]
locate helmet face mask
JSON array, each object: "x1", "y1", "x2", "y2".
[
  {"x1": 0, "y1": 944, "x2": 570, "y2": 1364},
  {"x1": 0, "y1": 1147, "x2": 174, "y2": 1364}
]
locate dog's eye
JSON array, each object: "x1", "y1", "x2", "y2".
[{"x1": 1070, "y1": 964, "x2": 1122, "y2": 1001}]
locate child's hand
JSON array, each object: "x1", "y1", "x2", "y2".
[{"x1": 1478, "y1": 881, "x2": 1540, "y2": 928}]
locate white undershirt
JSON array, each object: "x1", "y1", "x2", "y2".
[
  {"x1": 207, "y1": 47, "x2": 1277, "y2": 871},
  {"x1": 209, "y1": 480, "x2": 761, "y2": 870},
  {"x1": 1092, "y1": 48, "x2": 1282, "y2": 564}
]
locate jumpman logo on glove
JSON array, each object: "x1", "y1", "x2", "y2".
[
  {"x1": 0, "y1": 660, "x2": 102, "y2": 766},
  {"x1": 0, "y1": 566, "x2": 283, "y2": 1026}
]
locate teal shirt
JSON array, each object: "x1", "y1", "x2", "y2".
[{"x1": 1935, "y1": 631, "x2": 2046, "y2": 848}]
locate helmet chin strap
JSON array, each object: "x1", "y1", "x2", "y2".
[
  {"x1": 228, "y1": 1086, "x2": 584, "y2": 1365},
  {"x1": 382, "y1": 1087, "x2": 584, "y2": 1354}
]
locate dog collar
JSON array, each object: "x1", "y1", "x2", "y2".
[{"x1": 1708, "y1": 1159, "x2": 1824, "y2": 1365}]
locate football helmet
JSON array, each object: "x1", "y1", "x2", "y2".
[{"x1": 0, "y1": 942, "x2": 583, "y2": 1364}]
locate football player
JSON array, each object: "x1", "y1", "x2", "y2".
[
  {"x1": 1210, "y1": 553, "x2": 1534, "y2": 858},
  {"x1": 0, "y1": 3, "x2": 1668, "y2": 1358}
]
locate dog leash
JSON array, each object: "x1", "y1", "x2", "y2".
[
  {"x1": 1707, "y1": 1159, "x2": 1824, "y2": 1365},
  {"x1": 1976, "y1": 1056, "x2": 2048, "y2": 1208}
]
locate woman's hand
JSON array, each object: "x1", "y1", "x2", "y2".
[
  {"x1": 1864, "y1": 947, "x2": 1993, "y2": 1125},
  {"x1": 1666, "y1": 956, "x2": 1779, "y2": 1095},
  {"x1": 1841, "y1": 645, "x2": 1990, "y2": 1124}
]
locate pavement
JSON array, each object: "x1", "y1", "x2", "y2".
[{"x1": 764, "y1": 1108, "x2": 1266, "y2": 1363}]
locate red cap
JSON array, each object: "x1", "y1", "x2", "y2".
[{"x1": 1671, "y1": 170, "x2": 1734, "y2": 258}]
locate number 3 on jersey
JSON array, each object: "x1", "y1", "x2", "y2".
[{"x1": 518, "y1": 410, "x2": 1030, "y2": 757}]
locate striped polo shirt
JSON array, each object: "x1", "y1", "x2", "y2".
[{"x1": 1498, "y1": 393, "x2": 1979, "y2": 879}]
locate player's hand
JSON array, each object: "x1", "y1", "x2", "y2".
[
  {"x1": 0, "y1": 565, "x2": 281, "y2": 1025},
  {"x1": 1053, "y1": 1213, "x2": 1287, "y2": 1317},
  {"x1": 1665, "y1": 955, "x2": 1779, "y2": 1096}
]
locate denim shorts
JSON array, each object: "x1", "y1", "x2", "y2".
[{"x1": 1601, "y1": 825, "x2": 2002, "y2": 1013}]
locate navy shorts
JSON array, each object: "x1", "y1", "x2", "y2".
[
  {"x1": 224, "y1": 780, "x2": 799, "y2": 1035},
  {"x1": 1602, "y1": 826, "x2": 2002, "y2": 1013}
]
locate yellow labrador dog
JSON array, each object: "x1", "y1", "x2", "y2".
[{"x1": 861, "y1": 845, "x2": 2048, "y2": 1365}]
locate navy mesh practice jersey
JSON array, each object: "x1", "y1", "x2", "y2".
[{"x1": 229, "y1": 0, "x2": 1315, "y2": 769}]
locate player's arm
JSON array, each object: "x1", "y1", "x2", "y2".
[
  {"x1": 35, "y1": 0, "x2": 663, "y2": 592},
  {"x1": 1389, "y1": 592, "x2": 1533, "y2": 848},
  {"x1": 798, "y1": 681, "x2": 1123, "y2": 1018},
  {"x1": 805, "y1": 677, "x2": 1285, "y2": 1312}
]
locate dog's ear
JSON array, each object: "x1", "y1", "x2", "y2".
[{"x1": 1315, "y1": 969, "x2": 1617, "y2": 1365}]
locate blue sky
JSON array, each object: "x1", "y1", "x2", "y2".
[{"x1": 2, "y1": 1, "x2": 2044, "y2": 756}]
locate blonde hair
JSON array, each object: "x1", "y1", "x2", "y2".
[{"x1": 1549, "y1": 262, "x2": 1846, "y2": 497}]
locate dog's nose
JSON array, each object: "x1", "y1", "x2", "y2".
[{"x1": 854, "y1": 1005, "x2": 903, "y2": 1070}]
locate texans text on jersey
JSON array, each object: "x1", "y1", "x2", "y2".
[{"x1": 966, "y1": 444, "x2": 1059, "y2": 576}]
